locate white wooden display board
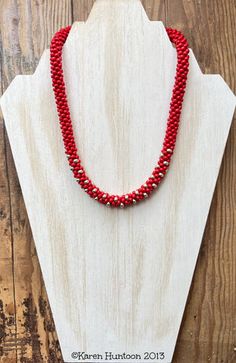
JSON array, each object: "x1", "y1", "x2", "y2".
[{"x1": 1, "y1": 1, "x2": 235, "y2": 362}]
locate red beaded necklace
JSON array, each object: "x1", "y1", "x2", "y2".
[{"x1": 50, "y1": 26, "x2": 189, "y2": 208}]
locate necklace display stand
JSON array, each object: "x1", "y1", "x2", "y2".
[{"x1": 1, "y1": 1, "x2": 235, "y2": 362}]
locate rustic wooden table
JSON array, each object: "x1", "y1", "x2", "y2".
[{"x1": 0, "y1": 1, "x2": 235, "y2": 362}]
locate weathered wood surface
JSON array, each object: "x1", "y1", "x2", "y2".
[{"x1": 0, "y1": 1, "x2": 235, "y2": 362}]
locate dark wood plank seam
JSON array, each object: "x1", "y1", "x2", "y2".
[
  {"x1": 3, "y1": 133, "x2": 18, "y2": 363},
  {"x1": 71, "y1": 0, "x2": 75, "y2": 23}
]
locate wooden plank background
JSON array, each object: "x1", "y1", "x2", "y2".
[{"x1": 0, "y1": 1, "x2": 235, "y2": 362}]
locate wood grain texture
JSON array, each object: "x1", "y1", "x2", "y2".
[
  {"x1": 0, "y1": 1, "x2": 235, "y2": 362},
  {"x1": 163, "y1": 1, "x2": 236, "y2": 362},
  {"x1": 0, "y1": 1, "x2": 72, "y2": 362}
]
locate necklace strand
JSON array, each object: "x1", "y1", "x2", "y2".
[{"x1": 50, "y1": 26, "x2": 189, "y2": 208}]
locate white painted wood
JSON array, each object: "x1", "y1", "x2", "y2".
[{"x1": 1, "y1": 0, "x2": 235, "y2": 362}]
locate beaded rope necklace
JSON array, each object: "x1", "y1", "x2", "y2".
[{"x1": 50, "y1": 26, "x2": 189, "y2": 208}]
